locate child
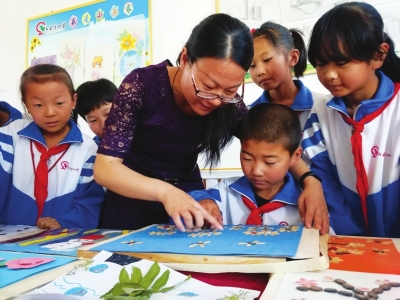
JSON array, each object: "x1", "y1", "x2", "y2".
[
  {"x1": 301, "y1": 2, "x2": 400, "y2": 237},
  {"x1": 249, "y1": 22, "x2": 326, "y2": 129},
  {"x1": 75, "y1": 78, "x2": 117, "y2": 145},
  {"x1": 0, "y1": 64, "x2": 105, "y2": 229},
  {"x1": 188, "y1": 103, "x2": 303, "y2": 226},
  {"x1": 0, "y1": 101, "x2": 23, "y2": 127}
]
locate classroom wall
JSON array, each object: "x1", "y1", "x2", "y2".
[{"x1": 0, "y1": 0, "x2": 328, "y2": 176}]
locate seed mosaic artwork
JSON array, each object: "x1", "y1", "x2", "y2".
[
  {"x1": 91, "y1": 224, "x2": 305, "y2": 258},
  {"x1": 265, "y1": 269, "x2": 400, "y2": 300},
  {"x1": 295, "y1": 276, "x2": 400, "y2": 299},
  {"x1": 328, "y1": 235, "x2": 400, "y2": 274}
]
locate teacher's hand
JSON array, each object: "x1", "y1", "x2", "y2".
[{"x1": 160, "y1": 187, "x2": 224, "y2": 232}]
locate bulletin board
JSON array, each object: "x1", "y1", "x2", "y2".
[{"x1": 26, "y1": 0, "x2": 151, "y2": 88}]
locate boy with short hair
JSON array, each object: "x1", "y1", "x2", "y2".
[
  {"x1": 75, "y1": 78, "x2": 117, "y2": 144},
  {"x1": 189, "y1": 103, "x2": 303, "y2": 225}
]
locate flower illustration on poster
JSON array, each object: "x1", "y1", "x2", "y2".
[
  {"x1": 57, "y1": 36, "x2": 85, "y2": 84},
  {"x1": 30, "y1": 36, "x2": 41, "y2": 53},
  {"x1": 60, "y1": 44, "x2": 81, "y2": 75},
  {"x1": 115, "y1": 18, "x2": 146, "y2": 77}
]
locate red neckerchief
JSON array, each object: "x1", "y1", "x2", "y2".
[
  {"x1": 338, "y1": 83, "x2": 400, "y2": 234},
  {"x1": 31, "y1": 140, "x2": 70, "y2": 220},
  {"x1": 241, "y1": 195, "x2": 286, "y2": 225}
]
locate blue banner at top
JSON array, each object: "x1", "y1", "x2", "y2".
[{"x1": 28, "y1": 0, "x2": 148, "y2": 37}]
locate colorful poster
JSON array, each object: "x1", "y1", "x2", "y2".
[{"x1": 27, "y1": 0, "x2": 150, "y2": 87}]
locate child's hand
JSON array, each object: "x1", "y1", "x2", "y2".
[
  {"x1": 298, "y1": 176, "x2": 329, "y2": 235},
  {"x1": 199, "y1": 199, "x2": 223, "y2": 229},
  {"x1": 37, "y1": 217, "x2": 62, "y2": 230}
]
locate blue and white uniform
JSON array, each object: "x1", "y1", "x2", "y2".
[
  {"x1": 0, "y1": 119, "x2": 105, "y2": 228},
  {"x1": 93, "y1": 135, "x2": 101, "y2": 146},
  {"x1": 0, "y1": 101, "x2": 23, "y2": 126},
  {"x1": 188, "y1": 174, "x2": 302, "y2": 225},
  {"x1": 301, "y1": 72, "x2": 400, "y2": 237},
  {"x1": 250, "y1": 80, "x2": 326, "y2": 130}
]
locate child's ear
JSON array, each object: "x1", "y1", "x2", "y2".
[
  {"x1": 71, "y1": 93, "x2": 77, "y2": 109},
  {"x1": 289, "y1": 146, "x2": 302, "y2": 166},
  {"x1": 373, "y1": 42, "x2": 389, "y2": 69},
  {"x1": 288, "y1": 49, "x2": 300, "y2": 68}
]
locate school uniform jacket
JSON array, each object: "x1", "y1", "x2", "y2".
[
  {"x1": 188, "y1": 175, "x2": 302, "y2": 225},
  {"x1": 0, "y1": 101, "x2": 23, "y2": 126},
  {"x1": 301, "y1": 72, "x2": 400, "y2": 237},
  {"x1": 0, "y1": 119, "x2": 105, "y2": 228},
  {"x1": 250, "y1": 80, "x2": 326, "y2": 130}
]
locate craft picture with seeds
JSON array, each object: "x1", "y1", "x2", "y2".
[
  {"x1": 0, "y1": 224, "x2": 46, "y2": 242},
  {"x1": 327, "y1": 235, "x2": 400, "y2": 274},
  {"x1": 263, "y1": 269, "x2": 400, "y2": 300},
  {"x1": 91, "y1": 224, "x2": 304, "y2": 258},
  {"x1": 31, "y1": 251, "x2": 260, "y2": 299},
  {"x1": 0, "y1": 228, "x2": 128, "y2": 257}
]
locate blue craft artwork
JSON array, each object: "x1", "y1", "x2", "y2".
[
  {"x1": 0, "y1": 251, "x2": 76, "y2": 288},
  {"x1": 91, "y1": 224, "x2": 303, "y2": 257},
  {"x1": 0, "y1": 228, "x2": 127, "y2": 257}
]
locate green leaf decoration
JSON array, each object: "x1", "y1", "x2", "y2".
[
  {"x1": 158, "y1": 274, "x2": 191, "y2": 293},
  {"x1": 138, "y1": 262, "x2": 160, "y2": 289},
  {"x1": 119, "y1": 267, "x2": 131, "y2": 283},
  {"x1": 121, "y1": 282, "x2": 145, "y2": 294},
  {"x1": 131, "y1": 266, "x2": 142, "y2": 283},
  {"x1": 150, "y1": 269, "x2": 169, "y2": 292},
  {"x1": 101, "y1": 261, "x2": 190, "y2": 299},
  {"x1": 101, "y1": 282, "x2": 125, "y2": 298}
]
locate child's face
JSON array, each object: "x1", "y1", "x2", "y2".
[
  {"x1": 24, "y1": 81, "x2": 76, "y2": 140},
  {"x1": 240, "y1": 139, "x2": 301, "y2": 198},
  {"x1": 85, "y1": 102, "x2": 112, "y2": 138},
  {"x1": 315, "y1": 59, "x2": 381, "y2": 103},
  {"x1": 249, "y1": 37, "x2": 294, "y2": 91}
]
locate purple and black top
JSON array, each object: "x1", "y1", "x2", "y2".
[{"x1": 98, "y1": 61, "x2": 247, "y2": 229}]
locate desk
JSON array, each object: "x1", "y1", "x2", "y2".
[{"x1": 0, "y1": 236, "x2": 398, "y2": 299}]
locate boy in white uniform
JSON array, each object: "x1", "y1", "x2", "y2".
[{"x1": 189, "y1": 103, "x2": 305, "y2": 226}]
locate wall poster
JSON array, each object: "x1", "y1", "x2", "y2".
[{"x1": 26, "y1": 0, "x2": 151, "y2": 88}]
